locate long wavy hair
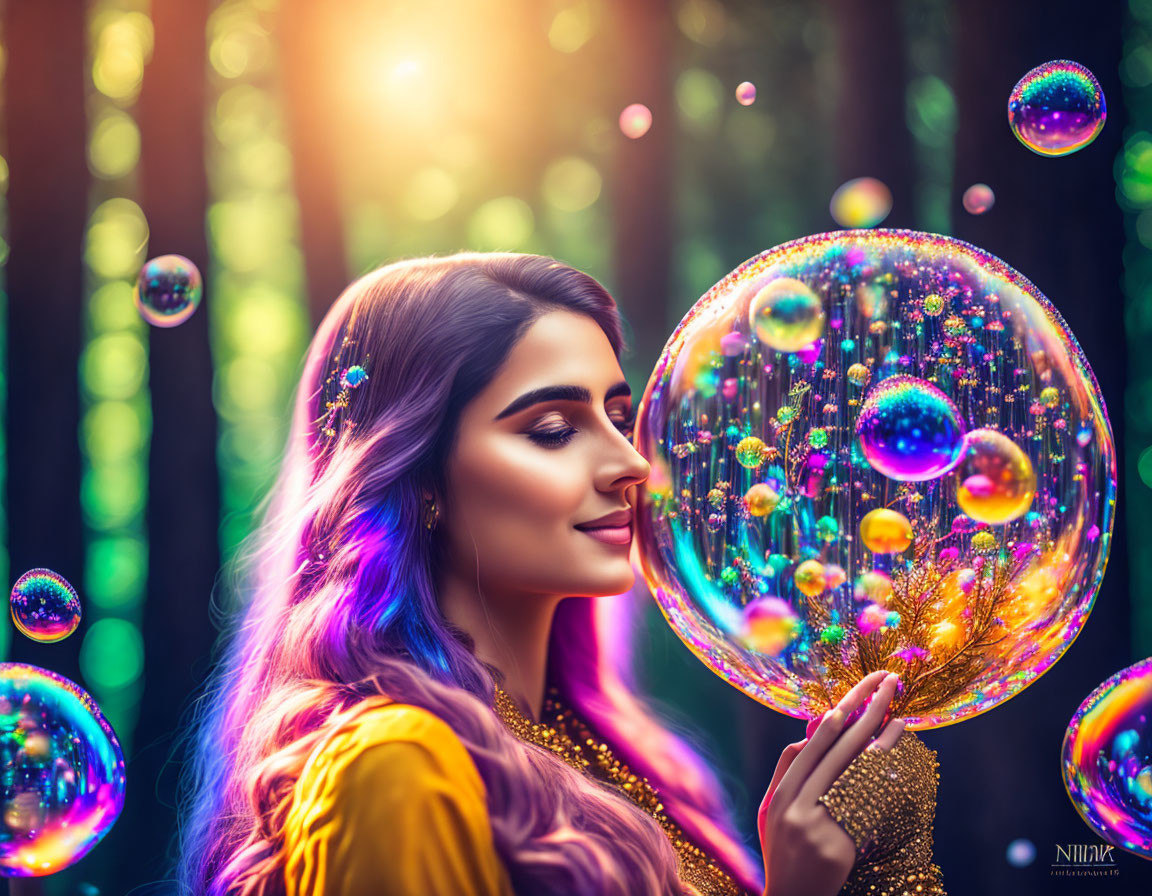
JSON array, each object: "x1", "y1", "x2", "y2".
[{"x1": 173, "y1": 252, "x2": 765, "y2": 895}]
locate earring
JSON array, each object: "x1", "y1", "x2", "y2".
[{"x1": 424, "y1": 497, "x2": 440, "y2": 530}]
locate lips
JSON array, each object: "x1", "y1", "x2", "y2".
[
  {"x1": 575, "y1": 509, "x2": 633, "y2": 546},
  {"x1": 575, "y1": 509, "x2": 632, "y2": 530}
]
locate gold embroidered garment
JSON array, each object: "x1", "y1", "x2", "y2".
[
  {"x1": 816, "y1": 730, "x2": 947, "y2": 896},
  {"x1": 493, "y1": 685, "x2": 753, "y2": 896}
]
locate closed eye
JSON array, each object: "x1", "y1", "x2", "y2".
[{"x1": 526, "y1": 410, "x2": 635, "y2": 448}]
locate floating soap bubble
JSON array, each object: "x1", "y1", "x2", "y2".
[
  {"x1": 1008, "y1": 60, "x2": 1106, "y2": 156},
  {"x1": 846, "y1": 363, "x2": 871, "y2": 387},
  {"x1": 747, "y1": 277, "x2": 826, "y2": 352},
  {"x1": 963, "y1": 183, "x2": 995, "y2": 215},
  {"x1": 793, "y1": 560, "x2": 827, "y2": 597},
  {"x1": 744, "y1": 482, "x2": 779, "y2": 516},
  {"x1": 1062, "y1": 656, "x2": 1152, "y2": 860},
  {"x1": 859, "y1": 508, "x2": 914, "y2": 554},
  {"x1": 855, "y1": 375, "x2": 965, "y2": 481},
  {"x1": 829, "y1": 177, "x2": 892, "y2": 228},
  {"x1": 0, "y1": 663, "x2": 125, "y2": 875},
  {"x1": 134, "y1": 254, "x2": 203, "y2": 328},
  {"x1": 824, "y1": 563, "x2": 847, "y2": 590},
  {"x1": 955, "y1": 428, "x2": 1037, "y2": 524},
  {"x1": 634, "y1": 229, "x2": 1115, "y2": 727},
  {"x1": 735, "y1": 81, "x2": 756, "y2": 106},
  {"x1": 10, "y1": 569, "x2": 81, "y2": 644},
  {"x1": 619, "y1": 103, "x2": 652, "y2": 139},
  {"x1": 740, "y1": 597, "x2": 798, "y2": 655},
  {"x1": 854, "y1": 570, "x2": 894, "y2": 605}
]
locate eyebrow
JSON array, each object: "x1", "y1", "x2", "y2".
[{"x1": 494, "y1": 381, "x2": 632, "y2": 420}]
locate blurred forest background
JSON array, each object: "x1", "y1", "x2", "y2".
[{"x1": 0, "y1": 0, "x2": 1150, "y2": 893}]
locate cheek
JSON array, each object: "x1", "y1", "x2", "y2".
[{"x1": 452, "y1": 437, "x2": 587, "y2": 536}]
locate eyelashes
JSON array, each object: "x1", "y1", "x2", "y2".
[{"x1": 528, "y1": 415, "x2": 636, "y2": 448}]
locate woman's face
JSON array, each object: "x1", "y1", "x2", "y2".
[{"x1": 440, "y1": 309, "x2": 650, "y2": 602}]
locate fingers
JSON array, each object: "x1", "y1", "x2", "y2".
[
  {"x1": 864, "y1": 716, "x2": 906, "y2": 752},
  {"x1": 763, "y1": 739, "x2": 806, "y2": 808},
  {"x1": 767, "y1": 671, "x2": 890, "y2": 810},
  {"x1": 798, "y1": 673, "x2": 901, "y2": 803}
]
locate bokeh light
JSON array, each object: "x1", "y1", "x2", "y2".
[
  {"x1": 735, "y1": 81, "x2": 756, "y2": 106},
  {"x1": 1008, "y1": 60, "x2": 1106, "y2": 157},
  {"x1": 467, "y1": 197, "x2": 535, "y2": 250},
  {"x1": 633, "y1": 229, "x2": 1115, "y2": 728},
  {"x1": 962, "y1": 183, "x2": 995, "y2": 215},
  {"x1": 619, "y1": 103, "x2": 652, "y2": 139},
  {"x1": 1006, "y1": 838, "x2": 1036, "y2": 867},
  {"x1": 0, "y1": 664, "x2": 126, "y2": 876},
  {"x1": 829, "y1": 177, "x2": 892, "y2": 228},
  {"x1": 1063, "y1": 656, "x2": 1152, "y2": 860}
]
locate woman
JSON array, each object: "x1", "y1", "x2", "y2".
[{"x1": 174, "y1": 253, "x2": 942, "y2": 896}]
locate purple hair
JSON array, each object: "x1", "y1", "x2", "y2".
[{"x1": 173, "y1": 252, "x2": 765, "y2": 895}]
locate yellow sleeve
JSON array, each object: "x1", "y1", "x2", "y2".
[{"x1": 283, "y1": 703, "x2": 516, "y2": 896}]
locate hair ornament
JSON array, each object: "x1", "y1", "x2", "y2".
[{"x1": 318, "y1": 334, "x2": 370, "y2": 440}]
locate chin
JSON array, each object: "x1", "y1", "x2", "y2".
[{"x1": 576, "y1": 559, "x2": 636, "y2": 597}]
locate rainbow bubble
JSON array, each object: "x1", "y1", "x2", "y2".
[
  {"x1": 619, "y1": 103, "x2": 652, "y2": 139},
  {"x1": 735, "y1": 81, "x2": 756, "y2": 106},
  {"x1": 1062, "y1": 656, "x2": 1152, "y2": 860},
  {"x1": 1008, "y1": 60, "x2": 1106, "y2": 157},
  {"x1": 0, "y1": 664, "x2": 125, "y2": 875},
  {"x1": 634, "y1": 229, "x2": 1115, "y2": 727},
  {"x1": 10, "y1": 569, "x2": 81, "y2": 644},
  {"x1": 955, "y1": 428, "x2": 1036, "y2": 524},
  {"x1": 962, "y1": 183, "x2": 995, "y2": 215},
  {"x1": 134, "y1": 254, "x2": 203, "y2": 328},
  {"x1": 855, "y1": 375, "x2": 965, "y2": 481},
  {"x1": 829, "y1": 177, "x2": 892, "y2": 228},
  {"x1": 747, "y1": 277, "x2": 825, "y2": 352}
]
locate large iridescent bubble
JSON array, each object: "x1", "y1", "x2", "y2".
[
  {"x1": 1062, "y1": 656, "x2": 1152, "y2": 860},
  {"x1": 0, "y1": 664, "x2": 125, "y2": 875},
  {"x1": 1008, "y1": 60, "x2": 1106, "y2": 157},
  {"x1": 633, "y1": 229, "x2": 1115, "y2": 728}
]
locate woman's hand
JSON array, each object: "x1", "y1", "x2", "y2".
[{"x1": 757, "y1": 671, "x2": 906, "y2": 896}]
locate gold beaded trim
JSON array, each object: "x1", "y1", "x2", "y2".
[
  {"x1": 816, "y1": 730, "x2": 947, "y2": 896},
  {"x1": 492, "y1": 685, "x2": 750, "y2": 896}
]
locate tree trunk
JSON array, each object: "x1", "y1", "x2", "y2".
[
  {"x1": 134, "y1": 0, "x2": 218, "y2": 890},
  {"x1": 2, "y1": 0, "x2": 87, "y2": 686}
]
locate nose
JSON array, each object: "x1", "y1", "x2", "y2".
[{"x1": 599, "y1": 428, "x2": 650, "y2": 495}]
